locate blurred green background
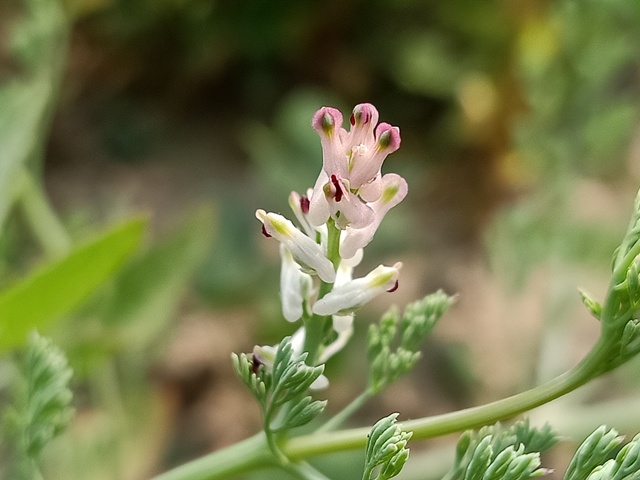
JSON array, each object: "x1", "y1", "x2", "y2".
[{"x1": 2, "y1": 0, "x2": 640, "y2": 478}]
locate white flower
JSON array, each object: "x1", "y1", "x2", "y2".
[
  {"x1": 280, "y1": 245, "x2": 312, "y2": 322},
  {"x1": 312, "y1": 262, "x2": 402, "y2": 316},
  {"x1": 256, "y1": 209, "x2": 336, "y2": 283}
]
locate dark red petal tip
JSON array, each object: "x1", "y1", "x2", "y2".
[
  {"x1": 300, "y1": 195, "x2": 310, "y2": 214},
  {"x1": 387, "y1": 280, "x2": 399, "y2": 293},
  {"x1": 330, "y1": 174, "x2": 344, "y2": 202}
]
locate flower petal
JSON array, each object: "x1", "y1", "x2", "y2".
[
  {"x1": 345, "y1": 103, "x2": 379, "y2": 153},
  {"x1": 312, "y1": 262, "x2": 402, "y2": 316},
  {"x1": 256, "y1": 209, "x2": 336, "y2": 283},
  {"x1": 348, "y1": 123, "x2": 401, "y2": 188},
  {"x1": 288, "y1": 190, "x2": 317, "y2": 238},
  {"x1": 339, "y1": 174, "x2": 408, "y2": 259},
  {"x1": 280, "y1": 245, "x2": 312, "y2": 322},
  {"x1": 318, "y1": 321, "x2": 353, "y2": 364},
  {"x1": 312, "y1": 107, "x2": 348, "y2": 178},
  {"x1": 329, "y1": 187, "x2": 375, "y2": 230},
  {"x1": 308, "y1": 170, "x2": 331, "y2": 227}
]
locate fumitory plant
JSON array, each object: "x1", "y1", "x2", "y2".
[{"x1": 150, "y1": 104, "x2": 640, "y2": 480}]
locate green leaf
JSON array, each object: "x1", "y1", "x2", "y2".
[
  {"x1": 0, "y1": 217, "x2": 147, "y2": 352},
  {"x1": 3, "y1": 332, "x2": 74, "y2": 479},
  {"x1": 578, "y1": 288, "x2": 603, "y2": 321},
  {"x1": 363, "y1": 413, "x2": 412, "y2": 480},
  {"x1": 273, "y1": 396, "x2": 327, "y2": 432},
  {"x1": 0, "y1": 80, "x2": 52, "y2": 231},
  {"x1": 368, "y1": 291, "x2": 455, "y2": 394},
  {"x1": 232, "y1": 352, "x2": 268, "y2": 406},
  {"x1": 270, "y1": 339, "x2": 324, "y2": 407},
  {"x1": 445, "y1": 422, "x2": 556, "y2": 480},
  {"x1": 0, "y1": 0, "x2": 68, "y2": 234},
  {"x1": 564, "y1": 426, "x2": 624, "y2": 480},
  {"x1": 563, "y1": 430, "x2": 640, "y2": 480}
]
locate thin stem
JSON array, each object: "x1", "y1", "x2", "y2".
[
  {"x1": 16, "y1": 168, "x2": 71, "y2": 258},
  {"x1": 283, "y1": 336, "x2": 612, "y2": 460},
  {"x1": 316, "y1": 390, "x2": 372, "y2": 433},
  {"x1": 324, "y1": 218, "x2": 342, "y2": 270},
  {"x1": 156, "y1": 336, "x2": 612, "y2": 480},
  {"x1": 303, "y1": 219, "x2": 341, "y2": 364},
  {"x1": 286, "y1": 461, "x2": 333, "y2": 480},
  {"x1": 152, "y1": 434, "x2": 274, "y2": 480},
  {"x1": 361, "y1": 465, "x2": 373, "y2": 480}
]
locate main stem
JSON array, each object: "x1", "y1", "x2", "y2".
[
  {"x1": 154, "y1": 335, "x2": 612, "y2": 480},
  {"x1": 284, "y1": 336, "x2": 611, "y2": 459},
  {"x1": 303, "y1": 219, "x2": 341, "y2": 364}
]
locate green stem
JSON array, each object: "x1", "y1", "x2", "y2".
[
  {"x1": 153, "y1": 434, "x2": 274, "y2": 480},
  {"x1": 155, "y1": 335, "x2": 612, "y2": 480},
  {"x1": 286, "y1": 461, "x2": 333, "y2": 480},
  {"x1": 283, "y1": 336, "x2": 612, "y2": 460},
  {"x1": 303, "y1": 219, "x2": 341, "y2": 364},
  {"x1": 16, "y1": 167, "x2": 71, "y2": 258},
  {"x1": 303, "y1": 280, "x2": 333, "y2": 364},
  {"x1": 316, "y1": 390, "x2": 372, "y2": 433}
]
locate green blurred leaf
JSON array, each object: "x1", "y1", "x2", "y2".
[
  {"x1": 392, "y1": 32, "x2": 467, "y2": 98},
  {"x1": 584, "y1": 102, "x2": 637, "y2": 173},
  {"x1": 0, "y1": 0, "x2": 69, "y2": 233},
  {"x1": 2, "y1": 332, "x2": 74, "y2": 480},
  {"x1": 0, "y1": 217, "x2": 147, "y2": 352},
  {"x1": 0, "y1": 80, "x2": 52, "y2": 231}
]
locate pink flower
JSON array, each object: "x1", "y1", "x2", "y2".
[
  {"x1": 340, "y1": 173, "x2": 408, "y2": 259},
  {"x1": 308, "y1": 104, "x2": 402, "y2": 231}
]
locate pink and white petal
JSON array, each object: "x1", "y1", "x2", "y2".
[
  {"x1": 348, "y1": 123, "x2": 401, "y2": 188},
  {"x1": 308, "y1": 171, "x2": 331, "y2": 227},
  {"x1": 370, "y1": 173, "x2": 409, "y2": 215},
  {"x1": 330, "y1": 190, "x2": 375, "y2": 229},
  {"x1": 288, "y1": 191, "x2": 315, "y2": 238},
  {"x1": 340, "y1": 174, "x2": 408, "y2": 257},
  {"x1": 375, "y1": 123, "x2": 401, "y2": 153},
  {"x1": 358, "y1": 175, "x2": 383, "y2": 202},
  {"x1": 339, "y1": 244, "x2": 363, "y2": 267},
  {"x1": 312, "y1": 107, "x2": 349, "y2": 178},
  {"x1": 345, "y1": 103, "x2": 379, "y2": 152},
  {"x1": 340, "y1": 223, "x2": 376, "y2": 259},
  {"x1": 252, "y1": 344, "x2": 277, "y2": 369}
]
